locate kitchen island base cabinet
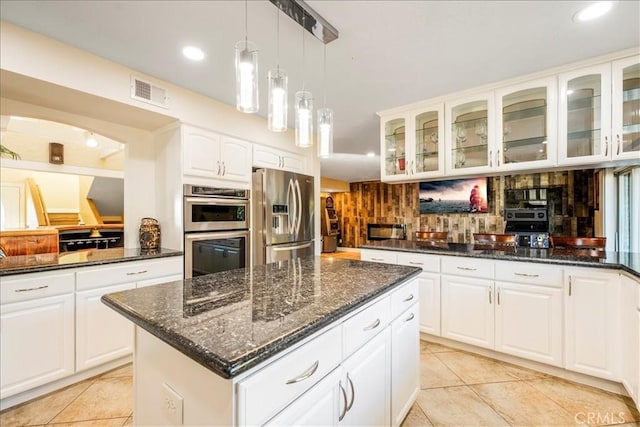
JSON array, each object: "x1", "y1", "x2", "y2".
[{"x1": 391, "y1": 304, "x2": 420, "y2": 427}]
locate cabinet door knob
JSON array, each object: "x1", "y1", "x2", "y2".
[
  {"x1": 404, "y1": 312, "x2": 415, "y2": 322},
  {"x1": 604, "y1": 136, "x2": 609, "y2": 157},
  {"x1": 489, "y1": 150, "x2": 493, "y2": 167},
  {"x1": 403, "y1": 293, "x2": 415, "y2": 302},
  {"x1": 346, "y1": 373, "x2": 355, "y2": 410},
  {"x1": 497, "y1": 149, "x2": 501, "y2": 167},
  {"x1": 222, "y1": 162, "x2": 226, "y2": 176},
  {"x1": 616, "y1": 134, "x2": 621, "y2": 155},
  {"x1": 285, "y1": 360, "x2": 319, "y2": 384},
  {"x1": 15, "y1": 285, "x2": 48, "y2": 293},
  {"x1": 217, "y1": 161, "x2": 221, "y2": 176},
  {"x1": 489, "y1": 288, "x2": 492, "y2": 304}
]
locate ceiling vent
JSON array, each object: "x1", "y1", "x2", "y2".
[{"x1": 130, "y1": 76, "x2": 168, "y2": 108}]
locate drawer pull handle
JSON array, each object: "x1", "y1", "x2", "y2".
[
  {"x1": 286, "y1": 360, "x2": 319, "y2": 384},
  {"x1": 514, "y1": 272, "x2": 539, "y2": 278},
  {"x1": 338, "y1": 381, "x2": 348, "y2": 421},
  {"x1": 456, "y1": 266, "x2": 476, "y2": 271},
  {"x1": 126, "y1": 270, "x2": 148, "y2": 276},
  {"x1": 15, "y1": 285, "x2": 49, "y2": 293},
  {"x1": 403, "y1": 294, "x2": 415, "y2": 302},
  {"x1": 371, "y1": 257, "x2": 384, "y2": 262},
  {"x1": 405, "y1": 312, "x2": 415, "y2": 322},
  {"x1": 363, "y1": 318, "x2": 381, "y2": 331},
  {"x1": 346, "y1": 373, "x2": 355, "y2": 410},
  {"x1": 408, "y1": 261, "x2": 424, "y2": 266}
]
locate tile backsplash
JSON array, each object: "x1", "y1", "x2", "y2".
[{"x1": 331, "y1": 170, "x2": 598, "y2": 248}]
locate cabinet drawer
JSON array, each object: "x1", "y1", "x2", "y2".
[
  {"x1": 1, "y1": 271, "x2": 75, "y2": 304},
  {"x1": 343, "y1": 296, "x2": 391, "y2": 357},
  {"x1": 441, "y1": 256, "x2": 494, "y2": 279},
  {"x1": 391, "y1": 279, "x2": 419, "y2": 319},
  {"x1": 76, "y1": 257, "x2": 182, "y2": 290},
  {"x1": 361, "y1": 249, "x2": 397, "y2": 264},
  {"x1": 396, "y1": 252, "x2": 440, "y2": 273},
  {"x1": 495, "y1": 261, "x2": 562, "y2": 287},
  {"x1": 237, "y1": 326, "x2": 342, "y2": 427}
]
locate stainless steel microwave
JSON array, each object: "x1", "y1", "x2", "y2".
[{"x1": 183, "y1": 185, "x2": 250, "y2": 232}]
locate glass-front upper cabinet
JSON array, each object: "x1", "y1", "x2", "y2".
[
  {"x1": 445, "y1": 92, "x2": 495, "y2": 175},
  {"x1": 612, "y1": 56, "x2": 640, "y2": 161},
  {"x1": 558, "y1": 63, "x2": 612, "y2": 165},
  {"x1": 412, "y1": 104, "x2": 445, "y2": 178},
  {"x1": 495, "y1": 77, "x2": 557, "y2": 171},
  {"x1": 380, "y1": 113, "x2": 408, "y2": 180}
]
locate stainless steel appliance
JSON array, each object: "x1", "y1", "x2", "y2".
[
  {"x1": 367, "y1": 223, "x2": 406, "y2": 241},
  {"x1": 504, "y1": 208, "x2": 550, "y2": 248},
  {"x1": 252, "y1": 169, "x2": 314, "y2": 265},
  {"x1": 183, "y1": 185, "x2": 250, "y2": 278}
]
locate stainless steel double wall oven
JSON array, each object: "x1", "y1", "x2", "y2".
[{"x1": 183, "y1": 185, "x2": 250, "y2": 278}]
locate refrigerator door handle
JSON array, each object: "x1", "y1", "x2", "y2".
[
  {"x1": 271, "y1": 241, "x2": 313, "y2": 252},
  {"x1": 295, "y1": 179, "x2": 303, "y2": 235},
  {"x1": 287, "y1": 179, "x2": 296, "y2": 233}
]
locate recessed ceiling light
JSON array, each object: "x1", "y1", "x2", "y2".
[
  {"x1": 85, "y1": 132, "x2": 99, "y2": 148},
  {"x1": 182, "y1": 46, "x2": 205, "y2": 61},
  {"x1": 366, "y1": 152, "x2": 376, "y2": 157},
  {"x1": 573, "y1": 1, "x2": 614, "y2": 22}
]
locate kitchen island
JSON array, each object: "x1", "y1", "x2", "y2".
[{"x1": 102, "y1": 256, "x2": 422, "y2": 426}]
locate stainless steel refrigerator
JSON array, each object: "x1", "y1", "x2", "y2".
[{"x1": 252, "y1": 168, "x2": 315, "y2": 265}]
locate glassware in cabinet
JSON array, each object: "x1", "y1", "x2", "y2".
[
  {"x1": 447, "y1": 97, "x2": 492, "y2": 172},
  {"x1": 382, "y1": 116, "x2": 407, "y2": 177},
  {"x1": 612, "y1": 57, "x2": 640, "y2": 160},
  {"x1": 414, "y1": 109, "x2": 442, "y2": 175}
]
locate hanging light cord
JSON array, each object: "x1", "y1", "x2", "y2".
[
  {"x1": 276, "y1": 6, "x2": 280, "y2": 72},
  {"x1": 323, "y1": 45, "x2": 327, "y2": 107},
  {"x1": 244, "y1": 0, "x2": 248, "y2": 48},
  {"x1": 301, "y1": 15, "x2": 306, "y2": 91}
]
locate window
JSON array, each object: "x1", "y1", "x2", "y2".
[{"x1": 616, "y1": 166, "x2": 640, "y2": 253}]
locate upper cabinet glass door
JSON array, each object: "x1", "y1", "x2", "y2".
[
  {"x1": 413, "y1": 104, "x2": 445, "y2": 177},
  {"x1": 612, "y1": 56, "x2": 640, "y2": 161},
  {"x1": 559, "y1": 64, "x2": 612, "y2": 165},
  {"x1": 446, "y1": 93, "x2": 494, "y2": 175},
  {"x1": 495, "y1": 77, "x2": 557, "y2": 170},
  {"x1": 381, "y1": 114, "x2": 407, "y2": 179}
]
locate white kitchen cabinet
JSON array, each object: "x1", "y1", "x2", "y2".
[
  {"x1": 441, "y1": 275, "x2": 494, "y2": 349},
  {"x1": 495, "y1": 77, "x2": 557, "y2": 171},
  {"x1": 341, "y1": 327, "x2": 391, "y2": 427},
  {"x1": 391, "y1": 304, "x2": 419, "y2": 427},
  {"x1": 611, "y1": 55, "x2": 640, "y2": 161},
  {"x1": 564, "y1": 268, "x2": 620, "y2": 380},
  {"x1": 621, "y1": 274, "x2": 639, "y2": 406},
  {"x1": 445, "y1": 92, "x2": 496, "y2": 176},
  {"x1": 75, "y1": 257, "x2": 183, "y2": 372},
  {"x1": 396, "y1": 253, "x2": 441, "y2": 336},
  {"x1": 558, "y1": 63, "x2": 612, "y2": 165},
  {"x1": 494, "y1": 281, "x2": 563, "y2": 366},
  {"x1": 264, "y1": 368, "x2": 342, "y2": 427},
  {"x1": 380, "y1": 103, "x2": 445, "y2": 182},
  {"x1": 75, "y1": 282, "x2": 136, "y2": 371},
  {"x1": 183, "y1": 125, "x2": 251, "y2": 184},
  {"x1": 0, "y1": 293, "x2": 74, "y2": 398},
  {"x1": 253, "y1": 144, "x2": 307, "y2": 173}
]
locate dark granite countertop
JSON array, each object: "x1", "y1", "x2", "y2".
[
  {"x1": 0, "y1": 247, "x2": 183, "y2": 276},
  {"x1": 360, "y1": 240, "x2": 640, "y2": 279},
  {"x1": 101, "y1": 256, "x2": 421, "y2": 379}
]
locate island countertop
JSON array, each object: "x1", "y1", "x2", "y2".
[
  {"x1": 360, "y1": 240, "x2": 640, "y2": 278},
  {"x1": 101, "y1": 256, "x2": 421, "y2": 379},
  {"x1": 0, "y1": 247, "x2": 183, "y2": 276}
]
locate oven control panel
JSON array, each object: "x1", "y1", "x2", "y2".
[{"x1": 515, "y1": 233, "x2": 550, "y2": 249}]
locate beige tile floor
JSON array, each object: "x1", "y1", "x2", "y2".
[{"x1": 2, "y1": 341, "x2": 639, "y2": 427}]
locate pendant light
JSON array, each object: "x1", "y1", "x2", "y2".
[
  {"x1": 235, "y1": 0, "x2": 258, "y2": 113},
  {"x1": 268, "y1": 8, "x2": 287, "y2": 132},
  {"x1": 295, "y1": 16, "x2": 313, "y2": 148},
  {"x1": 317, "y1": 45, "x2": 333, "y2": 158}
]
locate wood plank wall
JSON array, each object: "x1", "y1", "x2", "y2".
[{"x1": 331, "y1": 170, "x2": 597, "y2": 248}]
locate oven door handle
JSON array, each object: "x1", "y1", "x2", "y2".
[
  {"x1": 185, "y1": 230, "x2": 249, "y2": 242},
  {"x1": 184, "y1": 197, "x2": 249, "y2": 206}
]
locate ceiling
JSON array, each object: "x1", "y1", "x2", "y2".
[{"x1": 1, "y1": 1, "x2": 639, "y2": 182}]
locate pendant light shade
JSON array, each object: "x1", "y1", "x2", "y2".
[
  {"x1": 317, "y1": 107, "x2": 333, "y2": 158},
  {"x1": 295, "y1": 91, "x2": 313, "y2": 148},
  {"x1": 268, "y1": 69, "x2": 288, "y2": 132},
  {"x1": 235, "y1": 41, "x2": 259, "y2": 113}
]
